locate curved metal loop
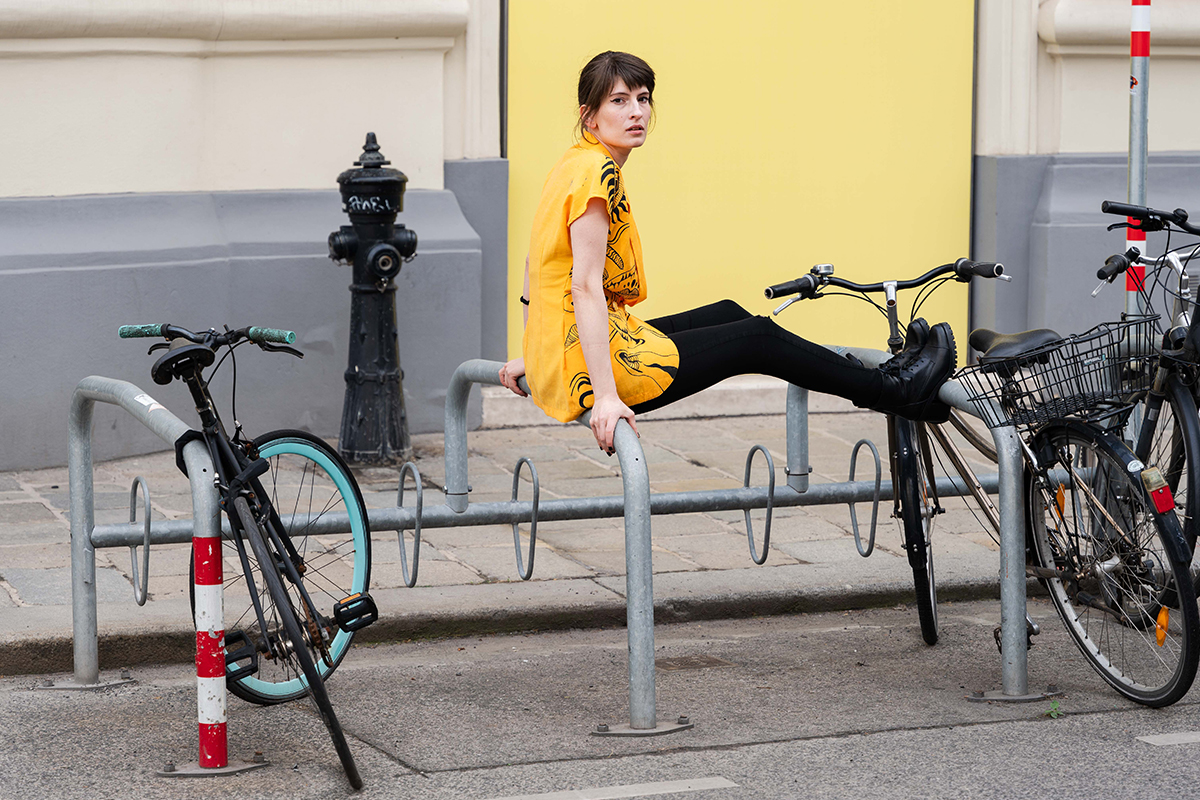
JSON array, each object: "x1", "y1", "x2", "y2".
[
  {"x1": 128, "y1": 476, "x2": 151, "y2": 606},
  {"x1": 396, "y1": 462, "x2": 423, "y2": 588},
  {"x1": 511, "y1": 456, "x2": 539, "y2": 580},
  {"x1": 743, "y1": 445, "x2": 775, "y2": 565},
  {"x1": 848, "y1": 439, "x2": 882, "y2": 557}
]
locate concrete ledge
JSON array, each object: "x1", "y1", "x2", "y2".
[{"x1": 481, "y1": 375, "x2": 858, "y2": 429}]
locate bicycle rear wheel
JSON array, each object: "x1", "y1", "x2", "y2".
[
  {"x1": 1027, "y1": 421, "x2": 1200, "y2": 706},
  {"x1": 232, "y1": 496, "x2": 362, "y2": 789},
  {"x1": 894, "y1": 418, "x2": 938, "y2": 645}
]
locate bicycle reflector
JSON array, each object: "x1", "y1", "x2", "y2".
[
  {"x1": 1157, "y1": 607, "x2": 1170, "y2": 647},
  {"x1": 1140, "y1": 467, "x2": 1176, "y2": 515}
]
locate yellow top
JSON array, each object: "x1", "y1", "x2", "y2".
[{"x1": 523, "y1": 137, "x2": 678, "y2": 422}]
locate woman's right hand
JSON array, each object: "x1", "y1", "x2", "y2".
[
  {"x1": 589, "y1": 393, "x2": 639, "y2": 455},
  {"x1": 499, "y1": 358, "x2": 527, "y2": 397}
]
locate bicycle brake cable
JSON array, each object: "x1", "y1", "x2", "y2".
[
  {"x1": 910, "y1": 276, "x2": 954, "y2": 322},
  {"x1": 820, "y1": 290, "x2": 890, "y2": 321}
]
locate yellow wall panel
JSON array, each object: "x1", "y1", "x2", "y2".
[{"x1": 508, "y1": 0, "x2": 975, "y2": 357}]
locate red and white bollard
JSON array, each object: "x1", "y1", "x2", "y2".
[
  {"x1": 157, "y1": 447, "x2": 269, "y2": 779},
  {"x1": 1126, "y1": 0, "x2": 1150, "y2": 315},
  {"x1": 193, "y1": 534, "x2": 227, "y2": 767}
]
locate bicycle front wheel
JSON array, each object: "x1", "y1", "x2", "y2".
[
  {"x1": 231, "y1": 497, "x2": 362, "y2": 789},
  {"x1": 1027, "y1": 421, "x2": 1200, "y2": 706},
  {"x1": 894, "y1": 419, "x2": 938, "y2": 645},
  {"x1": 194, "y1": 430, "x2": 371, "y2": 705},
  {"x1": 1133, "y1": 374, "x2": 1200, "y2": 556}
]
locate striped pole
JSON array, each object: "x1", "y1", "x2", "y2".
[
  {"x1": 1127, "y1": 0, "x2": 1150, "y2": 315},
  {"x1": 193, "y1": 533, "x2": 227, "y2": 767}
]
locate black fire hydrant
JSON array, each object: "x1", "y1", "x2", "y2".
[{"x1": 327, "y1": 133, "x2": 418, "y2": 465}]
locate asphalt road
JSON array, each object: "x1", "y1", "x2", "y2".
[{"x1": 4, "y1": 599, "x2": 1200, "y2": 800}]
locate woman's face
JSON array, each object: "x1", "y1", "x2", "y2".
[{"x1": 582, "y1": 79, "x2": 651, "y2": 160}]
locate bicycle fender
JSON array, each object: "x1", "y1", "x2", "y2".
[{"x1": 1039, "y1": 421, "x2": 1194, "y2": 565}]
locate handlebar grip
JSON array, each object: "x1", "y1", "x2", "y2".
[
  {"x1": 1097, "y1": 252, "x2": 1132, "y2": 281},
  {"x1": 764, "y1": 279, "x2": 801, "y2": 299},
  {"x1": 954, "y1": 259, "x2": 1004, "y2": 279},
  {"x1": 1101, "y1": 200, "x2": 1151, "y2": 219},
  {"x1": 247, "y1": 327, "x2": 297, "y2": 344},
  {"x1": 764, "y1": 275, "x2": 816, "y2": 300},
  {"x1": 118, "y1": 324, "x2": 164, "y2": 339}
]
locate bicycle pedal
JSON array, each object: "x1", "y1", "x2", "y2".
[
  {"x1": 223, "y1": 629, "x2": 259, "y2": 680},
  {"x1": 333, "y1": 592, "x2": 378, "y2": 632}
]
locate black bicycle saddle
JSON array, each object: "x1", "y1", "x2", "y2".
[
  {"x1": 969, "y1": 328, "x2": 1062, "y2": 363},
  {"x1": 151, "y1": 339, "x2": 216, "y2": 385}
]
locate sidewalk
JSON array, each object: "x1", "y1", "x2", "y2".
[{"x1": 0, "y1": 394, "x2": 1006, "y2": 677}]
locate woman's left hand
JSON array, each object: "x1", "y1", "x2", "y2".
[
  {"x1": 499, "y1": 358, "x2": 527, "y2": 397},
  {"x1": 589, "y1": 393, "x2": 639, "y2": 455}
]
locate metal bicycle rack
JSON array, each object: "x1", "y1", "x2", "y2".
[
  {"x1": 847, "y1": 439, "x2": 882, "y2": 558},
  {"x1": 65, "y1": 377, "x2": 267, "y2": 776},
  {"x1": 65, "y1": 347, "x2": 1034, "y2": 749}
]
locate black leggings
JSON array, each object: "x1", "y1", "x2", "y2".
[{"x1": 629, "y1": 300, "x2": 883, "y2": 414}]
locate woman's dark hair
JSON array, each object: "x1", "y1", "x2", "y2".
[{"x1": 577, "y1": 51, "x2": 655, "y2": 138}]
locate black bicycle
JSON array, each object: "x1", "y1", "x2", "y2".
[
  {"x1": 119, "y1": 323, "x2": 375, "y2": 790},
  {"x1": 766, "y1": 260, "x2": 1200, "y2": 706},
  {"x1": 1093, "y1": 200, "x2": 1200, "y2": 566},
  {"x1": 766, "y1": 257, "x2": 1007, "y2": 645}
]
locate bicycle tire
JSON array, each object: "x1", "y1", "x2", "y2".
[
  {"x1": 1133, "y1": 374, "x2": 1200, "y2": 555},
  {"x1": 895, "y1": 418, "x2": 938, "y2": 645},
  {"x1": 190, "y1": 430, "x2": 371, "y2": 705},
  {"x1": 231, "y1": 496, "x2": 362, "y2": 789},
  {"x1": 1027, "y1": 421, "x2": 1200, "y2": 707}
]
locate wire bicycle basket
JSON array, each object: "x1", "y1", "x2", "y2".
[{"x1": 956, "y1": 316, "x2": 1158, "y2": 431}]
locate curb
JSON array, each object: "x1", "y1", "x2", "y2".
[{"x1": 0, "y1": 577, "x2": 1028, "y2": 677}]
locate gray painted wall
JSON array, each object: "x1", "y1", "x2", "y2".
[
  {"x1": 445, "y1": 158, "x2": 509, "y2": 363},
  {"x1": 972, "y1": 152, "x2": 1200, "y2": 351},
  {"x1": 0, "y1": 159, "x2": 508, "y2": 470}
]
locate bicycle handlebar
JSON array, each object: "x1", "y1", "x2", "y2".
[
  {"x1": 118, "y1": 323, "x2": 297, "y2": 346},
  {"x1": 1101, "y1": 200, "x2": 1200, "y2": 236},
  {"x1": 764, "y1": 258, "x2": 1005, "y2": 301}
]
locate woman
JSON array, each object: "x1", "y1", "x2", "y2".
[{"x1": 500, "y1": 51, "x2": 955, "y2": 455}]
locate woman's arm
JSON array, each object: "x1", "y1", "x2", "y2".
[
  {"x1": 499, "y1": 254, "x2": 530, "y2": 396},
  {"x1": 571, "y1": 198, "x2": 639, "y2": 454}
]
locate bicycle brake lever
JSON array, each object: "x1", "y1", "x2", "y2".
[
  {"x1": 147, "y1": 342, "x2": 170, "y2": 354},
  {"x1": 258, "y1": 341, "x2": 304, "y2": 358},
  {"x1": 1091, "y1": 280, "x2": 1109, "y2": 298},
  {"x1": 772, "y1": 297, "x2": 800, "y2": 316}
]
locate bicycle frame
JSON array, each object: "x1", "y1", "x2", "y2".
[{"x1": 175, "y1": 360, "x2": 333, "y2": 667}]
